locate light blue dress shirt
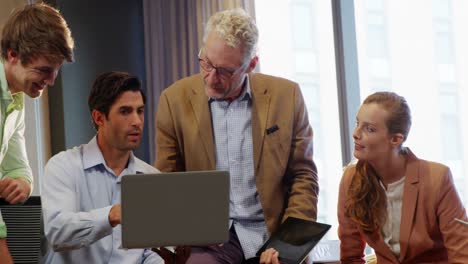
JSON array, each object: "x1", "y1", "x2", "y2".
[
  {"x1": 210, "y1": 78, "x2": 269, "y2": 259},
  {"x1": 41, "y1": 136, "x2": 163, "y2": 264}
]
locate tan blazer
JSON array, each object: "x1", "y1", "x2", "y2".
[
  {"x1": 338, "y1": 150, "x2": 468, "y2": 263},
  {"x1": 155, "y1": 73, "x2": 318, "y2": 233}
]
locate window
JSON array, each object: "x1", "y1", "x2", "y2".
[
  {"x1": 354, "y1": 0, "x2": 468, "y2": 206},
  {"x1": 255, "y1": 0, "x2": 342, "y2": 239},
  {"x1": 255, "y1": 0, "x2": 468, "y2": 241}
]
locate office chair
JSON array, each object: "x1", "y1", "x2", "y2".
[{"x1": 0, "y1": 196, "x2": 43, "y2": 264}]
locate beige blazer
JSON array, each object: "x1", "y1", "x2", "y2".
[
  {"x1": 338, "y1": 150, "x2": 468, "y2": 263},
  {"x1": 155, "y1": 73, "x2": 318, "y2": 233}
]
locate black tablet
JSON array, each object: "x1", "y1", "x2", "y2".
[{"x1": 256, "y1": 217, "x2": 331, "y2": 264}]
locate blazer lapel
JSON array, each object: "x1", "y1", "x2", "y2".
[
  {"x1": 399, "y1": 149, "x2": 420, "y2": 261},
  {"x1": 188, "y1": 79, "x2": 215, "y2": 169},
  {"x1": 250, "y1": 74, "x2": 270, "y2": 176}
]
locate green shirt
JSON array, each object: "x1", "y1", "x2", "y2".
[{"x1": 0, "y1": 60, "x2": 33, "y2": 238}]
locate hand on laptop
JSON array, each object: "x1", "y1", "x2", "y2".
[
  {"x1": 108, "y1": 204, "x2": 121, "y2": 227},
  {"x1": 152, "y1": 246, "x2": 191, "y2": 264},
  {"x1": 260, "y1": 248, "x2": 281, "y2": 264}
]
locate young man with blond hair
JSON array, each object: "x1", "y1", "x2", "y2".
[{"x1": 0, "y1": 3, "x2": 74, "y2": 263}]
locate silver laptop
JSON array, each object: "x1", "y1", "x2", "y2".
[{"x1": 121, "y1": 170, "x2": 230, "y2": 248}]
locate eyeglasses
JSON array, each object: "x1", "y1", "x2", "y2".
[{"x1": 198, "y1": 50, "x2": 248, "y2": 79}]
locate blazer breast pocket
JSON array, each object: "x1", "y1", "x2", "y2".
[{"x1": 264, "y1": 129, "x2": 291, "y2": 172}]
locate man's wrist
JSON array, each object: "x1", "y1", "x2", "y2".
[
  {"x1": 17, "y1": 177, "x2": 33, "y2": 196},
  {"x1": 108, "y1": 205, "x2": 121, "y2": 227}
]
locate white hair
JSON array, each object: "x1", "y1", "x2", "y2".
[{"x1": 203, "y1": 8, "x2": 258, "y2": 63}]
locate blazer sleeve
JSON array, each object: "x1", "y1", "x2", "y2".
[
  {"x1": 338, "y1": 167, "x2": 366, "y2": 264},
  {"x1": 155, "y1": 91, "x2": 185, "y2": 172},
  {"x1": 436, "y1": 167, "x2": 468, "y2": 262},
  {"x1": 282, "y1": 85, "x2": 319, "y2": 221}
]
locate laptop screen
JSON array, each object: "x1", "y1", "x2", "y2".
[{"x1": 121, "y1": 170, "x2": 230, "y2": 248}]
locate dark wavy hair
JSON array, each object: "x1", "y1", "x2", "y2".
[{"x1": 88, "y1": 71, "x2": 145, "y2": 130}]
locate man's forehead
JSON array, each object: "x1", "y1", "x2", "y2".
[
  {"x1": 26, "y1": 55, "x2": 63, "y2": 68},
  {"x1": 203, "y1": 43, "x2": 243, "y2": 67},
  {"x1": 112, "y1": 91, "x2": 144, "y2": 106}
]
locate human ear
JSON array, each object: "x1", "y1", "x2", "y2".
[
  {"x1": 391, "y1": 133, "x2": 404, "y2": 147},
  {"x1": 245, "y1": 56, "x2": 258, "y2": 73},
  {"x1": 91, "y1": 110, "x2": 105, "y2": 128},
  {"x1": 7, "y1": 49, "x2": 19, "y2": 64}
]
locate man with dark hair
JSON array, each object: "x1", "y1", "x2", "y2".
[
  {"x1": 41, "y1": 71, "x2": 163, "y2": 263},
  {"x1": 0, "y1": 3, "x2": 74, "y2": 262}
]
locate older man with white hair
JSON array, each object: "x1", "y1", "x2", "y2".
[{"x1": 155, "y1": 8, "x2": 319, "y2": 263}]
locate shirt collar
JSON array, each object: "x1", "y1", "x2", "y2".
[
  {"x1": 240, "y1": 76, "x2": 252, "y2": 101},
  {"x1": 82, "y1": 136, "x2": 139, "y2": 174},
  {"x1": 208, "y1": 75, "x2": 252, "y2": 103},
  {"x1": 8, "y1": 93, "x2": 24, "y2": 111}
]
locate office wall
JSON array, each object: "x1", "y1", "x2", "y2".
[
  {"x1": 48, "y1": 0, "x2": 150, "y2": 162},
  {"x1": 0, "y1": 0, "x2": 27, "y2": 28}
]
